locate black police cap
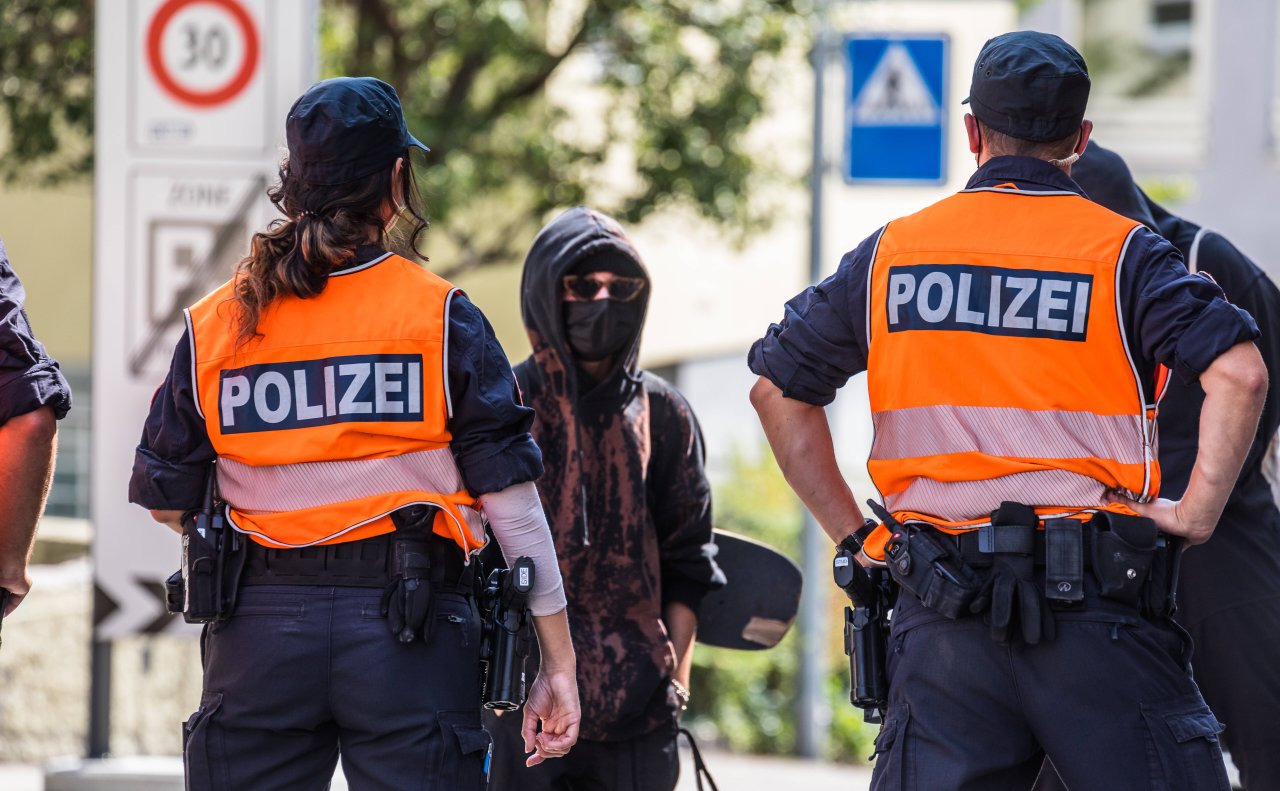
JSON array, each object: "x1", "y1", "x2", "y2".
[
  {"x1": 963, "y1": 31, "x2": 1090, "y2": 143},
  {"x1": 286, "y1": 77, "x2": 429, "y2": 186}
]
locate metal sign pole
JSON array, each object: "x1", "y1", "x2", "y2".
[
  {"x1": 89, "y1": 0, "x2": 316, "y2": 761},
  {"x1": 796, "y1": 0, "x2": 833, "y2": 760}
]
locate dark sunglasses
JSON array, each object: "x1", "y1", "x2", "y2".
[{"x1": 562, "y1": 274, "x2": 646, "y2": 303}]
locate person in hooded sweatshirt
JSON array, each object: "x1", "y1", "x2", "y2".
[
  {"x1": 1037, "y1": 144, "x2": 1280, "y2": 790},
  {"x1": 485, "y1": 206, "x2": 725, "y2": 791}
]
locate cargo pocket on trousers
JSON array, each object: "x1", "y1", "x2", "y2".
[
  {"x1": 870, "y1": 703, "x2": 911, "y2": 790},
  {"x1": 183, "y1": 692, "x2": 228, "y2": 791},
  {"x1": 437, "y1": 710, "x2": 493, "y2": 790},
  {"x1": 1141, "y1": 694, "x2": 1230, "y2": 791}
]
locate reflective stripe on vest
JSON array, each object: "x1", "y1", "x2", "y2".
[
  {"x1": 216, "y1": 448, "x2": 483, "y2": 549},
  {"x1": 862, "y1": 186, "x2": 1160, "y2": 559},
  {"x1": 186, "y1": 254, "x2": 483, "y2": 552}
]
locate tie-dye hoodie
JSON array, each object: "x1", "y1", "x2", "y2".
[{"x1": 515, "y1": 207, "x2": 724, "y2": 741}]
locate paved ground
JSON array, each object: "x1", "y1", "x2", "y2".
[
  {"x1": 4, "y1": 749, "x2": 875, "y2": 791},
  {"x1": 674, "y1": 749, "x2": 873, "y2": 790},
  {"x1": 2, "y1": 748, "x2": 1245, "y2": 790}
]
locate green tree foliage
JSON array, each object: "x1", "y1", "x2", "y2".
[
  {"x1": 1, "y1": 1, "x2": 807, "y2": 268},
  {"x1": 687, "y1": 446, "x2": 878, "y2": 761},
  {"x1": 322, "y1": 0, "x2": 808, "y2": 271},
  {"x1": 0, "y1": 1, "x2": 94, "y2": 184}
]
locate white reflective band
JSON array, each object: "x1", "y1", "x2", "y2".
[
  {"x1": 885, "y1": 468, "x2": 1116, "y2": 522},
  {"x1": 217, "y1": 447, "x2": 481, "y2": 534},
  {"x1": 872, "y1": 405, "x2": 1147, "y2": 465}
]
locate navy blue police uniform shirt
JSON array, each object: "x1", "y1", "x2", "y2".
[
  {"x1": 749, "y1": 156, "x2": 1260, "y2": 407},
  {"x1": 0, "y1": 241, "x2": 72, "y2": 424},
  {"x1": 129, "y1": 247, "x2": 543, "y2": 510}
]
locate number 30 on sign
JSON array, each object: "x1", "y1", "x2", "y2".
[{"x1": 146, "y1": 0, "x2": 260, "y2": 107}]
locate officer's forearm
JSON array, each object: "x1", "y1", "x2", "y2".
[
  {"x1": 749, "y1": 377, "x2": 866, "y2": 543},
  {"x1": 1181, "y1": 341, "x2": 1268, "y2": 538},
  {"x1": 0, "y1": 407, "x2": 57, "y2": 586}
]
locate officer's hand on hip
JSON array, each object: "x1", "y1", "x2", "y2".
[
  {"x1": 521, "y1": 666, "x2": 581, "y2": 766},
  {"x1": 1103, "y1": 491, "x2": 1215, "y2": 545}
]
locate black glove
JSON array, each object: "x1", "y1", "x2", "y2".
[
  {"x1": 382, "y1": 575, "x2": 434, "y2": 643},
  {"x1": 381, "y1": 532, "x2": 435, "y2": 643},
  {"x1": 971, "y1": 556, "x2": 1055, "y2": 645}
]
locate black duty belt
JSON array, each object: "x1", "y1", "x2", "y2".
[
  {"x1": 241, "y1": 530, "x2": 467, "y2": 589},
  {"x1": 877, "y1": 501, "x2": 1180, "y2": 647},
  {"x1": 935, "y1": 521, "x2": 1096, "y2": 571}
]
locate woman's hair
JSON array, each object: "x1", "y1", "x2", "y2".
[{"x1": 230, "y1": 152, "x2": 429, "y2": 347}]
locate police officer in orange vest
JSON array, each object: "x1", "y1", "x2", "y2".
[
  {"x1": 128, "y1": 77, "x2": 579, "y2": 790},
  {"x1": 1070, "y1": 144, "x2": 1280, "y2": 790},
  {"x1": 749, "y1": 33, "x2": 1267, "y2": 789}
]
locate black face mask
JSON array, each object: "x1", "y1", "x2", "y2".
[{"x1": 563, "y1": 300, "x2": 642, "y2": 362}]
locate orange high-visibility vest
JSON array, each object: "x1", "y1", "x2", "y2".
[
  {"x1": 185, "y1": 252, "x2": 483, "y2": 552},
  {"x1": 862, "y1": 186, "x2": 1169, "y2": 560}
]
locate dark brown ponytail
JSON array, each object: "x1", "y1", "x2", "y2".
[{"x1": 230, "y1": 153, "x2": 429, "y2": 347}]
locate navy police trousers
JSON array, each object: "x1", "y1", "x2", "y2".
[
  {"x1": 184, "y1": 585, "x2": 490, "y2": 791},
  {"x1": 871, "y1": 580, "x2": 1230, "y2": 791}
]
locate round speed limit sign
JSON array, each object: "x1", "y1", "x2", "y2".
[{"x1": 146, "y1": 0, "x2": 260, "y2": 108}]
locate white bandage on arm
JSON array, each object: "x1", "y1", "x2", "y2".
[{"x1": 478, "y1": 482, "x2": 567, "y2": 616}]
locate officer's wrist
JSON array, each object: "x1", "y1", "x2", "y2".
[{"x1": 837, "y1": 519, "x2": 877, "y2": 556}]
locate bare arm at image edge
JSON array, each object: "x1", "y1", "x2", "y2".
[
  {"x1": 0, "y1": 406, "x2": 58, "y2": 615},
  {"x1": 1108, "y1": 340, "x2": 1268, "y2": 544},
  {"x1": 750, "y1": 376, "x2": 868, "y2": 548}
]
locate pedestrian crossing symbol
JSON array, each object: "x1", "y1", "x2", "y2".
[{"x1": 845, "y1": 35, "x2": 949, "y2": 184}]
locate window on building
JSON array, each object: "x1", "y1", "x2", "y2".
[{"x1": 1149, "y1": 0, "x2": 1193, "y2": 55}]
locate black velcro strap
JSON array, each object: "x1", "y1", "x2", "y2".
[
  {"x1": 1044, "y1": 518, "x2": 1084, "y2": 603},
  {"x1": 991, "y1": 501, "x2": 1038, "y2": 527},
  {"x1": 977, "y1": 524, "x2": 1035, "y2": 555},
  {"x1": 945, "y1": 527, "x2": 1093, "y2": 571}
]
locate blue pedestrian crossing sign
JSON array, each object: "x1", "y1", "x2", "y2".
[{"x1": 845, "y1": 35, "x2": 949, "y2": 184}]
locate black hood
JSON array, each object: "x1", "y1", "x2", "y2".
[
  {"x1": 520, "y1": 206, "x2": 650, "y2": 400},
  {"x1": 1072, "y1": 142, "x2": 1159, "y2": 230}
]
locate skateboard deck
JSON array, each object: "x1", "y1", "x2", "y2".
[{"x1": 696, "y1": 530, "x2": 802, "y2": 650}]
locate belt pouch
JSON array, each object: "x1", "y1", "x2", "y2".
[
  {"x1": 1044, "y1": 519, "x2": 1084, "y2": 604},
  {"x1": 1090, "y1": 512, "x2": 1157, "y2": 605},
  {"x1": 887, "y1": 528, "x2": 978, "y2": 619}
]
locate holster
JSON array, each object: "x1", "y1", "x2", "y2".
[
  {"x1": 1143, "y1": 535, "x2": 1183, "y2": 617},
  {"x1": 839, "y1": 563, "x2": 893, "y2": 722},
  {"x1": 883, "y1": 522, "x2": 984, "y2": 620},
  {"x1": 1088, "y1": 511, "x2": 1158, "y2": 607},
  {"x1": 166, "y1": 503, "x2": 247, "y2": 624}
]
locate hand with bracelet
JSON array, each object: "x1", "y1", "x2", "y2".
[{"x1": 670, "y1": 678, "x2": 691, "y2": 715}]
